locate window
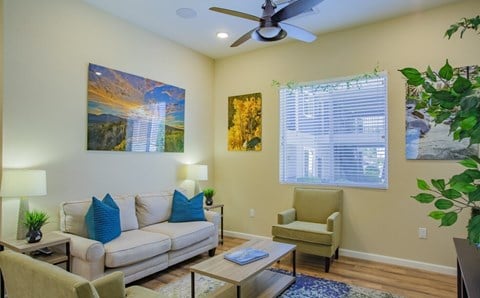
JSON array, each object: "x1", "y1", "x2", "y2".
[{"x1": 279, "y1": 73, "x2": 388, "y2": 189}]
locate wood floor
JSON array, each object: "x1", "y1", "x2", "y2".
[{"x1": 132, "y1": 237, "x2": 456, "y2": 298}]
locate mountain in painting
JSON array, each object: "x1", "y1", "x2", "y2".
[{"x1": 87, "y1": 113, "x2": 127, "y2": 151}]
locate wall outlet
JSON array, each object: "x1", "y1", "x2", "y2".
[
  {"x1": 249, "y1": 208, "x2": 255, "y2": 218},
  {"x1": 418, "y1": 227, "x2": 427, "y2": 239}
]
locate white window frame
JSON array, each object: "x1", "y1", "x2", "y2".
[{"x1": 279, "y1": 73, "x2": 388, "y2": 189}]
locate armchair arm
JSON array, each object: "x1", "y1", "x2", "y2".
[
  {"x1": 53, "y1": 231, "x2": 105, "y2": 262},
  {"x1": 91, "y1": 271, "x2": 126, "y2": 298},
  {"x1": 327, "y1": 212, "x2": 341, "y2": 248},
  {"x1": 277, "y1": 208, "x2": 296, "y2": 225},
  {"x1": 327, "y1": 211, "x2": 341, "y2": 232}
]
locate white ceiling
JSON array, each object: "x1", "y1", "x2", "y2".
[{"x1": 83, "y1": 0, "x2": 462, "y2": 59}]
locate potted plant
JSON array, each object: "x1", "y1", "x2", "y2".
[
  {"x1": 203, "y1": 188, "x2": 215, "y2": 206},
  {"x1": 399, "y1": 15, "x2": 480, "y2": 245},
  {"x1": 23, "y1": 210, "x2": 49, "y2": 243}
]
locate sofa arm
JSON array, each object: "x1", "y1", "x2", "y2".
[
  {"x1": 278, "y1": 208, "x2": 296, "y2": 225},
  {"x1": 91, "y1": 271, "x2": 125, "y2": 298},
  {"x1": 205, "y1": 210, "x2": 221, "y2": 230},
  {"x1": 53, "y1": 231, "x2": 105, "y2": 262}
]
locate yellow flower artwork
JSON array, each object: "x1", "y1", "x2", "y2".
[{"x1": 228, "y1": 93, "x2": 262, "y2": 151}]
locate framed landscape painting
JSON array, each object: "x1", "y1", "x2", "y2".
[
  {"x1": 405, "y1": 65, "x2": 479, "y2": 160},
  {"x1": 228, "y1": 92, "x2": 262, "y2": 151},
  {"x1": 87, "y1": 63, "x2": 185, "y2": 152}
]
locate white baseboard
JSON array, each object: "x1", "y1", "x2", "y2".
[{"x1": 224, "y1": 230, "x2": 456, "y2": 276}]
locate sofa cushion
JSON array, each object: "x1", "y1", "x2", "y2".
[
  {"x1": 169, "y1": 190, "x2": 206, "y2": 223},
  {"x1": 104, "y1": 230, "x2": 171, "y2": 268},
  {"x1": 114, "y1": 195, "x2": 139, "y2": 231},
  {"x1": 272, "y1": 221, "x2": 333, "y2": 245},
  {"x1": 135, "y1": 192, "x2": 173, "y2": 228},
  {"x1": 85, "y1": 194, "x2": 121, "y2": 244},
  {"x1": 61, "y1": 195, "x2": 139, "y2": 237},
  {"x1": 141, "y1": 221, "x2": 214, "y2": 250}
]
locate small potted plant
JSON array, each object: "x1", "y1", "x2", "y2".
[
  {"x1": 203, "y1": 188, "x2": 215, "y2": 206},
  {"x1": 24, "y1": 210, "x2": 49, "y2": 243}
]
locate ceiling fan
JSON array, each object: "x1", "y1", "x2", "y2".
[{"x1": 210, "y1": 0, "x2": 324, "y2": 47}]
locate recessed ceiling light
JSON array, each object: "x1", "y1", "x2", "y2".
[
  {"x1": 216, "y1": 32, "x2": 229, "y2": 39},
  {"x1": 176, "y1": 8, "x2": 197, "y2": 19}
]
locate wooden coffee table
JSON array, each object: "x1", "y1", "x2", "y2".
[{"x1": 190, "y1": 239, "x2": 296, "y2": 298}]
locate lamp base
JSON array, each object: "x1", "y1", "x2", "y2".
[{"x1": 16, "y1": 197, "x2": 29, "y2": 240}]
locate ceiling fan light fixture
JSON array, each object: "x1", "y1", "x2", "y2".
[{"x1": 257, "y1": 26, "x2": 282, "y2": 39}]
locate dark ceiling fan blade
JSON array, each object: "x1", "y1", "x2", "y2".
[
  {"x1": 272, "y1": 0, "x2": 325, "y2": 22},
  {"x1": 231, "y1": 28, "x2": 257, "y2": 47},
  {"x1": 280, "y1": 22, "x2": 317, "y2": 42},
  {"x1": 209, "y1": 7, "x2": 262, "y2": 22}
]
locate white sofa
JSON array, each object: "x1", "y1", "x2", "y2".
[{"x1": 56, "y1": 190, "x2": 219, "y2": 284}]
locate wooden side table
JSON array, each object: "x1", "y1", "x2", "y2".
[
  {"x1": 0, "y1": 232, "x2": 71, "y2": 298},
  {"x1": 204, "y1": 204, "x2": 224, "y2": 244},
  {"x1": 454, "y1": 238, "x2": 480, "y2": 298}
]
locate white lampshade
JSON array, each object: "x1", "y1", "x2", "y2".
[
  {"x1": 184, "y1": 164, "x2": 208, "y2": 181},
  {"x1": 0, "y1": 170, "x2": 47, "y2": 197}
]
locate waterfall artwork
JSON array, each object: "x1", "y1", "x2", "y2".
[
  {"x1": 87, "y1": 63, "x2": 185, "y2": 152},
  {"x1": 405, "y1": 65, "x2": 479, "y2": 160}
]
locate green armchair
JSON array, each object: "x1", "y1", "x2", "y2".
[
  {"x1": 0, "y1": 250, "x2": 160, "y2": 298},
  {"x1": 272, "y1": 187, "x2": 342, "y2": 272}
]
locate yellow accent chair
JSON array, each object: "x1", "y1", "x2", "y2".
[
  {"x1": 272, "y1": 187, "x2": 342, "y2": 272},
  {"x1": 0, "y1": 250, "x2": 160, "y2": 298}
]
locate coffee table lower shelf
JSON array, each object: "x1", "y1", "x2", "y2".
[{"x1": 208, "y1": 270, "x2": 295, "y2": 298}]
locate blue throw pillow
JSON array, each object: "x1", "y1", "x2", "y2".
[
  {"x1": 85, "y1": 193, "x2": 121, "y2": 243},
  {"x1": 169, "y1": 190, "x2": 206, "y2": 222}
]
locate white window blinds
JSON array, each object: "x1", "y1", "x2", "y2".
[{"x1": 279, "y1": 73, "x2": 388, "y2": 189}]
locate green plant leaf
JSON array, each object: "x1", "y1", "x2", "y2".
[
  {"x1": 417, "y1": 179, "x2": 430, "y2": 190},
  {"x1": 464, "y1": 169, "x2": 480, "y2": 179},
  {"x1": 460, "y1": 116, "x2": 477, "y2": 130},
  {"x1": 467, "y1": 214, "x2": 480, "y2": 244},
  {"x1": 431, "y1": 179, "x2": 446, "y2": 191},
  {"x1": 399, "y1": 68, "x2": 424, "y2": 86},
  {"x1": 450, "y1": 173, "x2": 474, "y2": 184},
  {"x1": 469, "y1": 126, "x2": 480, "y2": 145},
  {"x1": 451, "y1": 181, "x2": 477, "y2": 193},
  {"x1": 453, "y1": 76, "x2": 473, "y2": 94},
  {"x1": 434, "y1": 199, "x2": 454, "y2": 210},
  {"x1": 441, "y1": 189, "x2": 462, "y2": 199},
  {"x1": 422, "y1": 82, "x2": 437, "y2": 94},
  {"x1": 444, "y1": 24, "x2": 460, "y2": 39},
  {"x1": 460, "y1": 96, "x2": 479, "y2": 111},
  {"x1": 468, "y1": 188, "x2": 480, "y2": 202},
  {"x1": 459, "y1": 157, "x2": 479, "y2": 169},
  {"x1": 426, "y1": 66, "x2": 437, "y2": 82},
  {"x1": 435, "y1": 112, "x2": 451, "y2": 124},
  {"x1": 411, "y1": 193, "x2": 435, "y2": 203},
  {"x1": 429, "y1": 211, "x2": 445, "y2": 220},
  {"x1": 439, "y1": 60, "x2": 453, "y2": 81},
  {"x1": 440, "y1": 212, "x2": 458, "y2": 226}
]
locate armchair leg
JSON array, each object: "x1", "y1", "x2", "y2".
[
  {"x1": 324, "y1": 257, "x2": 331, "y2": 273},
  {"x1": 335, "y1": 248, "x2": 339, "y2": 259}
]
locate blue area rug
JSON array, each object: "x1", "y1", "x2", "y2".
[
  {"x1": 273, "y1": 269, "x2": 402, "y2": 298},
  {"x1": 157, "y1": 268, "x2": 403, "y2": 297}
]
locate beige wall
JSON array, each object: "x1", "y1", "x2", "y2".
[
  {"x1": 213, "y1": 0, "x2": 480, "y2": 267},
  {"x1": 2, "y1": 0, "x2": 214, "y2": 239},
  {"x1": 0, "y1": 0, "x2": 3, "y2": 238}
]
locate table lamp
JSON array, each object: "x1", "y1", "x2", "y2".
[
  {"x1": 184, "y1": 164, "x2": 208, "y2": 195},
  {"x1": 0, "y1": 169, "x2": 47, "y2": 240}
]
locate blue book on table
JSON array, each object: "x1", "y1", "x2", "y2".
[{"x1": 224, "y1": 247, "x2": 269, "y2": 265}]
